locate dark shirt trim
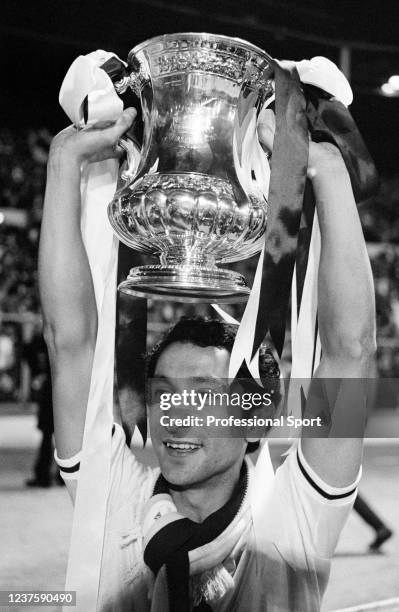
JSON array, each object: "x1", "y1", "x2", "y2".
[
  {"x1": 297, "y1": 451, "x2": 357, "y2": 500},
  {"x1": 60, "y1": 462, "x2": 80, "y2": 474},
  {"x1": 59, "y1": 425, "x2": 115, "y2": 474}
]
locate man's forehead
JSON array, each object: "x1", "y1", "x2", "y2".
[
  {"x1": 153, "y1": 341, "x2": 230, "y2": 378},
  {"x1": 151, "y1": 374, "x2": 224, "y2": 387}
]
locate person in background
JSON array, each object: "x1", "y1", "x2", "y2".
[
  {"x1": 354, "y1": 493, "x2": 393, "y2": 550},
  {"x1": 24, "y1": 330, "x2": 62, "y2": 487}
]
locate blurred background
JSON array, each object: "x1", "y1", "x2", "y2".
[{"x1": 0, "y1": 1, "x2": 398, "y2": 611}]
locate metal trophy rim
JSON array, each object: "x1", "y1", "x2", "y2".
[
  {"x1": 118, "y1": 264, "x2": 250, "y2": 304},
  {"x1": 128, "y1": 32, "x2": 273, "y2": 65}
]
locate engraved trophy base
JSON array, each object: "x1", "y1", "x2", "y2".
[{"x1": 118, "y1": 265, "x2": 250, "y2": 303}]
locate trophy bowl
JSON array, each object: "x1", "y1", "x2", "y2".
[{"x1": 108, "y1": 33, "x2": 274, "y2": 303}]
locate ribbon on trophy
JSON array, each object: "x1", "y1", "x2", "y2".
[
  {"x1": 228, "y1": 57, "x2": 379, "y2": 411},
  {"x1": 58, "y1": 50, "x2": 378, "y2": 611}
]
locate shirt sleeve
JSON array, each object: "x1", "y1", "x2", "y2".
[
  {"x1": 55, "y1": 423, "x2": 156, "y2": 515},
  {"x1": 271, "y1": 440, "x2": 361, "y2": 561}
]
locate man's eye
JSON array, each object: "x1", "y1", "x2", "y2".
[
  {"x1": 150, "y1": 389, "x2": 169, "y2": 401},
  {"x1": 197, "y1": 385, "x2": 228, "y2": 394}
]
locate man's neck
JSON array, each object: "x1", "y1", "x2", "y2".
[{"x1": 169, "y1": 460, "x2": 243, "y2": 522}]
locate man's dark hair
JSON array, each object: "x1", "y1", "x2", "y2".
[{"x1": 146, "y1": 316, "x2": 282, "y2": 453}]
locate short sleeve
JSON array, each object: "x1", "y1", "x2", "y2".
[
  {"x1": 272, "y1": 441, "x2": 361, "y2": 560},
  {"x1": 55, "y1": 423, "x2": 157, "y2": 514}
]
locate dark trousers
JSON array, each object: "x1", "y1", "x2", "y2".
[
  {"x1": 354, "y1": 494, "x2": 384, "y2": 531},
  {"x1": 34, "y1": 428, "x2": 54, "y2": 483}
]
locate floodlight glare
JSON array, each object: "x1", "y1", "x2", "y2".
[
  {"x1": 388, "y1": 75, "x2": 399, "y2": 91},
  {"x1": 381, "y1": 82, "x2": 396, "y2": 95}
]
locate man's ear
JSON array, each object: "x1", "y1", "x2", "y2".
[
  {"x1": 243, "y1": 400, "x2": 274, "y2": 444},
  {"x1": 245, "y1": 416, "x2": 260, "y2": 444}
]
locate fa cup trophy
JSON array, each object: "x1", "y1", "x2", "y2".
[{"x1": 108, "y1": 33, "x2": 274, "y2": 302}]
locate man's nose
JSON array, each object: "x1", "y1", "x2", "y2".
[
  {"x1": 164, "y1": 421, "x2": 187, "y2": 435},
  {"x1": 163, "y1": 405, "x2": 194, "y2": 435}
]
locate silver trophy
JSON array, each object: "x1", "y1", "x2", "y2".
[{"x1": 108, "y1": 33, "x2": 274, "y2": 302}]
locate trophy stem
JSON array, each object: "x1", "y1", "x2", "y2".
[
  {"x1": 118, "y1": 264, "x2": 250, "y2": 304},
  {"x1": 159, "y1": 248, "x2": 216, "y2": 268}
]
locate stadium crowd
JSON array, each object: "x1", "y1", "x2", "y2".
[{"x1": 0, "y1": 127, "x2": 398, "y2": 399}]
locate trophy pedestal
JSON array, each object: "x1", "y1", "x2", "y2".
[{"x1": 118, "y1": 264, "x2": 250, "y2": 303}]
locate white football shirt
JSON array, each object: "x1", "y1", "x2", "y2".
[{"x1": 56, "y1": 424, "x2": 360, "y2": 612}]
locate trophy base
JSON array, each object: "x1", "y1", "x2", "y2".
[{"x1": 118, "y1": 265, "x2": 250, "y2": 303}]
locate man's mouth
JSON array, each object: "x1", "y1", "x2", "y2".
[{"x1": 163, "y1": 440, "x2": 202, "y2": 455}]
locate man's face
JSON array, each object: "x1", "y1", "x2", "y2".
[{"x1": 148, "y1": 341, "x2": 247, "y2": 488}]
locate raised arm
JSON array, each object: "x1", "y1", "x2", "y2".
[
  {"x1": 258, "y1": 108, "x2": 376, "y2": 487},
  {"x1": 39, "y1": 109, "x2": 136, "y2": 458},
  {"x1": 301, "y1": 142, "x2": 376, "y2": 485}
]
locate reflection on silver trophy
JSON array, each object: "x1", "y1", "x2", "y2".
[{"x1": 108, "y1": 33, "x2": 274, "y2": 302}]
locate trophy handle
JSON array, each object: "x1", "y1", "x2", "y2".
[
  {"x1": 114, "y1": 74, "x2": 141, "y2": 98},
  {"x1": 114, "y1": 56, "x2": 149, "y2": 98},
  {"x1": 119, "y1": 136, "x2": 141, "y2": 182}
]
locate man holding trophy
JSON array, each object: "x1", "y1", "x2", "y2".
[{"x1": 39, "y1": 34, "x2": 376, "y2": 612}]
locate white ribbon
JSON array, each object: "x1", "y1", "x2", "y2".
[
  {"x1": 282, "y1": 211, "x2": 322, "y2": 437},
  {"x1": 59, "y1": 50, "x2": 125, "y2": 611},
  {"x1": 295, "y1": 56, "x2": 353, "y2": 106}
]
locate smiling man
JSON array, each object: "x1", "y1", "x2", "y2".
[
  {"x1": 39, "y1": 107, "x2": 376, "y2": 611},
  {"x1": 145, "y1": 320, "x2": 280, "y2": 518}
]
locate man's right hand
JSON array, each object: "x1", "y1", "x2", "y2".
[{"x1": 48, "y1": 107, "x2": 137, "y2": 168}]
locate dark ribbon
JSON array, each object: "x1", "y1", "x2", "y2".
[
  {"x1": 304, "y1": 84, "x2": 379, "y2": 203},
  {"x1": 144, "y1": 463, "x2": 247, "y2": 612},
  {"x1": 252, "y1": 61, "x2": 309, "y2": 359},
  {"x1": 100, "y1": 56, "x2": 129, "y2": 82},
  {"x1": 251, "y1": 62, "x2": 379, "y2": 361}
]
